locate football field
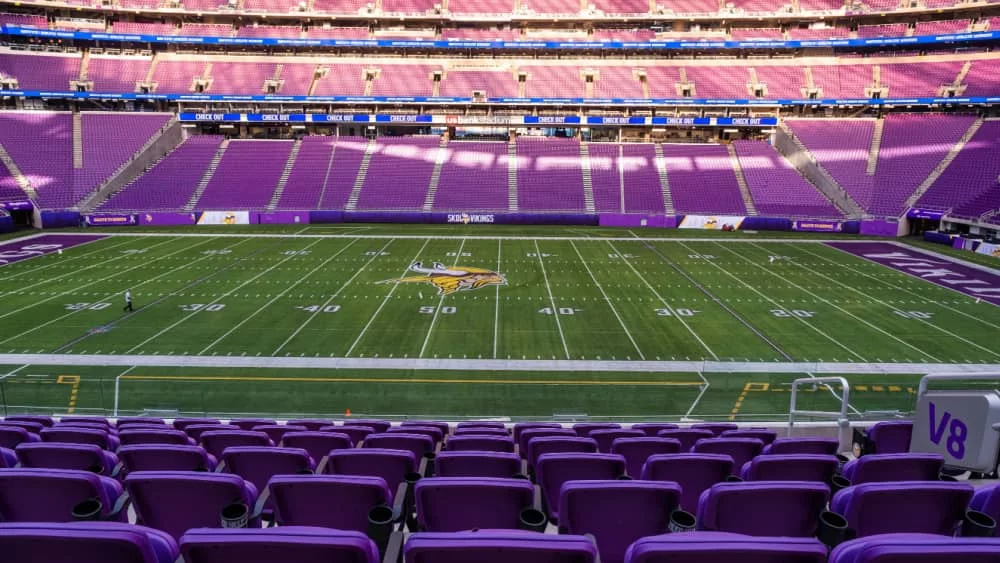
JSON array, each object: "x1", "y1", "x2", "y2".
[{"x1": 0, "y1": 226, "x2": 997, "y2": 422}]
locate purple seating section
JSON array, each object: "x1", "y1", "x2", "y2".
[
  {"x1": 432, "y1": 141, "x2": 511, "y2": 211},
  {"x1": 0, "y1": 52, "x2": 79, "y2": 91},
  {"x1": 196, "y1": 140, "x2": 294, "y2": 210},
  {"x1": 355, "y1": 136, "x2": 439, "y2": 210},
  {"x1": 516, "y1": 138, "x2": 586, "y2": 212},
  {"x1": 917, "y1": 120, "x2": 1000, "y2": 219},
  {"x1": 733, "y1": 141, "x2": 842, "y2": 219},
  {"x1": 662, "y1": 144, "x2": 746, "y2": 215}
]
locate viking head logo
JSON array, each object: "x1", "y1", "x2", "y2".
[{"x1": 382, "y1": 261, "x2": 507, "y2": 296}]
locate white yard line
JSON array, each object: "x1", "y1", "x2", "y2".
[
  {"x1": 0, "y1": 237, "x2": 137, "y2": 284},
  {"x1": 419, "y1": 238, "x2": 467, "y2": 358},
  {"x1": 0, "y1": 237, "x2": 186, "y2": 322},
  {"x1": 535, "y1": 240, "x2": 570, "y2": 360},
  {"x1": 345, "y1": 239, "x2": 432, "y2": 358},
  {"x1": 272, "y1": 239, "x2": 395, "y2": 356},
  {"x1": 0, "y1": 237, "x2": 228, "y2": 347},
  {"x1": 608, "y1": 241, "x2": 718, "y2": 361},
  {"x1": 675, "y1": 241, "x2": 867, "y2": 362},
  {"x1": 681, "y1": 370, "x2": 711, "y2": 421},
  {"x1": 493, "y1": 239, "x2": 502, "y2": 360},
  {"x1": 570, "y1": 241, "x2": 644, "y2": 360},
  {"x1": 0, "y1": 364, "x2": 30, "y2": 380},
  {"x1": 199, "y1": 239, "x2": 359, "y2": 355},
  {"x1": 125, "y1": 239, "x2": 325, "y2": 354},
  {"x1": 716, "y1": 242, "x2": 938, "y2": 362},
  {"x1": 758, "y1": 242, "x2": 1000, "y2": 360}
]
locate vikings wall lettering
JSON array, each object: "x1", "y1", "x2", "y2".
[{"x1": 381, "y1": 261, "x2": 507, "y2": 296}]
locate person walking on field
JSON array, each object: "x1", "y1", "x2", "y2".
[{"x1": 123, "y1": 289, "x2": 133, "y2": 312}]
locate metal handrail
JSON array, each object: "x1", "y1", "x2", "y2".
[
  {"x1": 918, "y1": 373, "x2": 1000, "y2": 398},
  {"x1": 788, "y1": 376, "x2": 850, "y2": 437}
]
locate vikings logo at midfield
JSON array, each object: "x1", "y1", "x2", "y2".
[{"x1": 382, "y1": 262, "x2": 507, "y2": 296}]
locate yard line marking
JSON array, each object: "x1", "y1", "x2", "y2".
[
  {"x1": 719, "y1": 242, "x2": 940, "y2": 362},
  {"x1": 419, "y1": 238, "x2": 467, "y2": 358},
  {"x1": 0, "y1": 365, "x2": 30, "y2": 380},
  {"x1": 0, "y1": 237, "x2": 137, "y2": 285},
  {"x1": 111, "y1": 365, "x2": 138, "y2": 417},
  {"x1": 762, "y1": 242, "x2": 1000, "y2": 360},
  {"x1": 608, "y1": 241, "x2": 717, "y2": 361},
  {"x1": 121, "y1": 374, "x2": 705, "y2": 387},
  {"x1": 676, "y1": 241, "x2": 866, "y2": 361},
  {"x1": 271, "y1": 238, "x2": 394, "y2": 356},
  {"x1": 56, "y1": 375, "x2": 81, "y2": 414},
  {"x1": 535, "y1": 240, "x2": 570, "y2": 360},
  {"x1": 200, "y1": 239, "x2": 360, "y2": 354},
  {"x1": 345, "y1": 239, "x2": 431, "y2": 357},
  {"x1": 570, "y1": 241, "x2": 644, "y2": 359},
  {"x1": 0, "y1": 237, "x2": 227, "y2": 347},
  {"x1": 493, "y1": 239, "x2": 502, "y2": 359},
  {"x1": 812, "y1": 244, "x2": 1000, "y2": 327},
  {"x1": 682, "y1": 370, "x2": 711, "y2": 420},
  {"x1": 125, "y1": 239, "x2": 325, "y2": 354},
  {"x1": 0, "y1": 237, "x2": 187, "y2": 322}
]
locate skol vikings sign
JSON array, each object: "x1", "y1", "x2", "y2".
[{"x1": 381, "y1": 261, "x2": 507, "y2": 296}]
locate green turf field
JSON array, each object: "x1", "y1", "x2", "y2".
[{"x1": 0, "y1": 226, "x2": 997, "y2": 421}]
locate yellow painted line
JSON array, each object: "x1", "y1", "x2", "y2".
[
  {"x1": 57, "y1": 375, "x2": 81, "y2": 414},
  {"x1": 854, "y1": 385, "x2": 869, "y2": 392},
  {"x1": 872, "y1": 385, "x2": 885, "y2": 392},
  {"x1": 889, "y1": 386, "x2": 902, "y2": 392},
  {"x1": 120, "y1": 375, "x2": 704, "y2": 387},
  {"x1": 729, "y1": 381, "x2": 769, "y2": 421}
]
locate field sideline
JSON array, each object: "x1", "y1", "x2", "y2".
[{"x1": 0, "y1": 226, "x2": 997, "y2": 420}]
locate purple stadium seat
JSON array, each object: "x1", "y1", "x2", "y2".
[
  {"x1": 15, "y1": 443, "x2": 118, "y2": 475},
  {"x1": 970, "y1": 483, "x2": 1000, "y2": 525},
  {"x1": 657, "y1": 429, "x2": 714, "y2": 451},
  {"x1": 625, "y1": 532, "x2": 827, "y2": 563},
  {"x1": 630, "y1": 423, "x2": 679, "y2": 437},
  {"x1": 119, "y1": 428, "x2": 195, "y2": 447},
  {"x1": 456, "y1": 421, "x2": 506, "y2": 431},
  {"x1": 173, "y1": 418, "x2": 221, "y2": 431},
  {"x1": 0, "y1": 426, "x2": 40, "y2": 449},
  {"x1": 118, "y1": 444, "x2": 218, "y2": 472},
  {"x1": 762, "y1": 437, "x2": 840, "y2": 456},
  {"x1": 518, "y1": 428, "x2": 577, "y2": 458},
  {"x1": 641, "y1": 453, "x2": 734, "y2": 512},
  {"x1": 344, "y1": 419, "x2": 392, "y2": 433},
  {"x1": 230, "y1": 418, "x2": 276, "y2": 431},
  {"x1": 287, "y1": 419, "x2": 334, "y2": 431},
  {"x1": 0, "y1": 447, "x2": 15, "y2": 468},
  {"x1": 181, "y1": 527, "x2": 380, "y2": 563},
  {"x1": 325, "y1": 448, "x2": 418, "y2": 493},
  {"x1": 416, "y1": 476, "x2": 536, "y2": 532},
  {"x1": 0, "y1": 522, "x2": 179, "y2": 563},
  {"x1": 56, "y1": 421, "x2": 117, "y2": 434},
  {"x1": 320, "y1": 425, "x2": 374, "y2": 445},
  {"x1": 117, "y1": 417, "x2": 166, "y2": 428},
  {"x1": 721, "y1": 429, "x2": 778, "y2": 445},
  {"x1": 61, "y1": 416, "x2": 111, "y2": 427},
  {"x1": 864, "y1": 421, "x2": 914, "y2": 454},
  {"x1": 536, "y1": 453, "x2": 626, "y2": 523},
  {"x1": 611, "y1": 437, "x2": 683, "y2": 479},
  {"x1": 220, "y1": 446, "x2": 315, "y2": 515},
  {"x1": 589, "y1": 429, "x2": 644, "y2": 454},
  {"x1": 403, "y1": 421, "x2": 452, "y2": 436},
  {"x1": 365, "y1": 433, "x2": 436, "y2": 462},
  {"x1": 41, "y1": 427, "x2": 119, "y2": 451},
  {"x1": 692, "y1": 423, "x2": 739, "y2": 436},
  {"x1": 389, "y1": 426, "x2": 445, "y2": 445},
  {"x1": 454, "y1": 427, "x2": 511, "y2": 436},
  {"x1": 740, "y1": 454, "x2": 839, "y2": 483},
  {"x1": 446, "y1": 435, "x2": 516, "y2": 453},
  {"x1": 125, "y1": 471, "x2": 260, "y2": 540},
  {"x1": 185, "y1": 424, "x2": 239, "y2": 442},
  {"x1": 435, "y1": 452, "x2": 523, "y2": 478},
  {"x1": 527, "y1": 437, "x2": 599, "y2": 474},
  {"x1": 696, "y1": 481, "x2": 831, "y2": 537},
  {"x1": 0, "y1": 420, "x2": 45, "y2": 434},
  {"x1": 281, "y1": 431, "x2": 354, "y2": 462},
  {"x1": 200, "y1": 430, "x2": 273, "y2": 459},
  {"x1": 559, "y1": 480, "x2": 682, "y2": 563},
  {"x1": 0, "y1": 468, "x2": 127, "y2": 522},
  {"x1": 403, "y1": 530, "x2": 598, "y2": 563},
  {"x1": 573, "y1": 423, "x2": 621, "y2": 437},
  {"x1": 251, "y1": 424, "x2": 308, "y2": 445},
  {"x1": 831, "y1": 481, "x2": 974, "y2": 537},
  {"x1": 841, "y1": 453, "x2": 944, "y2": 484},
  {"x1": 5, "y1": 415, "x2": 54, "y2": 427},
  {"x1": 513, "y1": 423, "x2": 563, "y2": 444},
  {"x1": 829, "y1": 533, "x2": 1000, "y2": 562},
  {"x1": 269, "y1": 474, "x2": 396, "y2": 531},
  {"x1": 692, "y1": 438, "x2": 764, "y2": 472}
]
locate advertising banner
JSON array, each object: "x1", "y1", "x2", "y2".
[
  {"x1": 256, "y1": 212, "x2": 310, "y2": 225},
  {"x1": 197, "y1": 211, "x2": 250, "y2": 225},
  {"x1": 907, "y1": 208, "x2": 946, "y2": 221},
  {"x1": 976, "y1": 243, "x2": 1000, "y2": 259},
  {"x1": 84, "y1": 214, "x2": 138, "y2": 227},
  {"x1": 598, "y1": 214, "x2": 673, "y2": 228},
  {"x1": 678, "y1": 215, "x2": 746, "y2": 230},
  {"x1": 139, "y1": 212, "x2": 199, "y2": 226},
  {"x1": 0, "y1": 201, "x2": 33, "y2": 211},
  {"x1": 793, "y1": 220, "x2": 844, "y2": 233}
]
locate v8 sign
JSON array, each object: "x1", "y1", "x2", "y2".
[{"x1": 910, "y1": 390, "x2": 1000, "y2": 473}]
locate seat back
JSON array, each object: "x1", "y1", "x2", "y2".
[
  {"x1": 403, "y1": 530, "x2": 598, "y2": 563},
  {"x1": 200, "y1": 430, "x2": 273, "y2": 458},
  {"x1": 15, "y1": 442, "x2": 118, "y2": 475},
  {"x1": 589, "y1": 430, "x2": 645, "y2": 454},
  {"x1": 691, "y1": 438, "x2": 764, "y2": 472},
  {"x1": 536, "y1": 453, "x2": 626, "y2": 523},
  {"x1": 221, "y1": 446, "x2": 315, "y2": 496},
  {"x1": 740, "y1": 454, "x2": 839, "y2": 483},
  {"x1": 454, "y1": 427, "x2": 510, "y2": 437},
  {"x1": 527, "y1": 437, "x2": 598, "y2": 473},
  {"x1": 364, "y1": 433, "x2": 435, "y2": 461},
  {"x1": 691, "y1": 423, "x2": 739, "y2": 436},
  {"x1": 559, "y1": 480, "x2": 682, "y2": 563},
  {"x1": 640, "y1": 453, "x2": 734, "y2": 512},
  {"x1": 513, "y1": 423, "x2": 562, "y2": 444},
  {"x1": 611, "y1": 437, "x2": 682, "y2": 479},
  {"x1": 842, "y1": 453, "x2": 944, "y2": 484},
  {"x1": 5, "y1": 415, "x2": 54, "y2": 427},
  {"x1": 0, "y1": 468, "x2": 123, "y2": 522},
  {"x1": 119, "y1": 428, "x2": 194, "y2": 447},
  {"x1": 416, "y1": 477, "x2": 534, "y2": 532},
  {"x1": 269, "y1": 474, "x2": 391, "y2": 531},
  {"x1": 866, "y1": 421, "x2": 913, "y2": 454},
  {"x1": 629, "y1": 424, "x2": 679, "y2": 437},
  {"x1": 625, "y1": 532, "x2": 827, "y2": 563},
  {"x1": 573, "y1": 423, "x2": 621, "y2": 437},
  {"x1": 0, "y1": 447, "x2": 14, "y2": 468},
  {"x1": 343, "y1": 419, "x2": 391, "y2": 433},
  {"x1": 117, "y1": 417, "x2": 166, "y2": 429},
  {"x1": 40, "y1": 427, "x2": 117, "y2": 450},
  {"x1": 287, "y1": 419, "x2": 334, "y2": 431},
  {"x1": 831, "y1": 481, "x2": 974, "y2": 537},
  {"x1": 321, "y1": 425, "x2": 373, "y2": 445},
  {"x1": 326, "y1": 448, "x2": 417, "y2": 492},
  {"x1": 185, "y1": 424, "x2": 239, "y2": 442},
  {"x1": 0, "y1": 522, "x2": 179, "y2": 563},
  {"x1": 518, "y1": 429, "x2": 577, "y2": 458},
  {"x1": 388, "y1": 426, "x2": 445, "y2": 445},
  {"x1": 251, "y1": 425, "x2": 308, "y2": 445},
  {"x1": 403, "y1": 421, "x2": 451, "y2": 436},
  {"x1": 697, "y1": 481, "x2": 830, "y2": 537},
  {"x1": 0, "y1": 426, "x2": 39, "y2": 449},
  {"x1": 456, "y1": 422, "x2": 506, "y2": 431},
  {"x1": 125, "y1": 471, "x2": 259, "y2": 540},
  {"x1": 721, "y1": 429, "x2": 778, "y2": 445},
  {"x1": 1, "y1": 420, "x2": 44, "y2": 434},
  {"x1": 181, "y1": 526, "x2": 379, "y2": 563},
  {"x1": 229, "y1": 418, "x2": 276, "y2": 431},
  {"x1": 172, "y1": 419, "x2": 221, "y2": 431},
  {"x1": 762, "y1": 437, "x2": 839, "y2": 456},
  {"x1": 657, "y1": 429, "x2": 714, "y2": 451},
  {"x1": 445, "y1": 435, "x2": 515, "y2": 453},
  {"x1": 435, "y1": 452, "x2": 522, "y2": 478},
  {"x1": 281, "y1": 431, "x2": 353, "y2": 462},
  {"x1": 118, "y1": 445, "x2": 217, "y2": 472},
  {"x1": 829, "y1": 533, "x2": 1000, "y2": 563}
]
